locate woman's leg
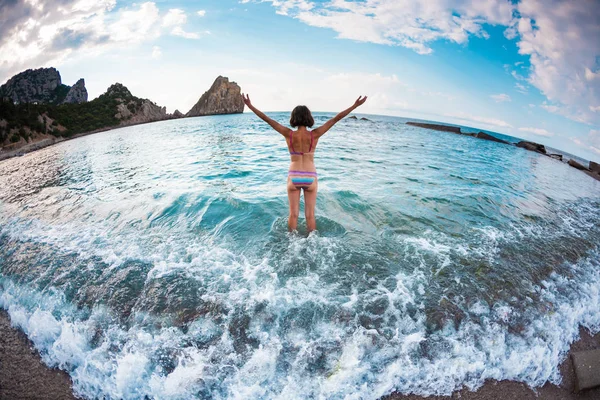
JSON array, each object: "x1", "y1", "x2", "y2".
[
  {"x1": 303, "y1": 179, "x2": 318, "y2": 232},
  {"x1": 287, "y1": 178, "x2": 301, "y2": 231}
]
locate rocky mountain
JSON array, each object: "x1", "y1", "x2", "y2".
[
  {"x1": 0, "y1": 67, "x2": 87, "y2": 105},
  {"x1": 63, "y1": 78, "x2": 88, "y2": 104},
  {"x1": 1, "y1": 80, "x2": 179, "y2": 151},
  {"x1": 105, "y1": 83, "x2": 174, "y2": 126},
  {"x1": 186, "y1": 76, "x2": 244, "y2": 117},
  {"x1": 1, "y1": 68, "x2": 247, "y2": 157}
]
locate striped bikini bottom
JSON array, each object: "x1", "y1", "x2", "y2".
[{"x1": 288, "y1": 170, "x2": 317, "y2": 189}]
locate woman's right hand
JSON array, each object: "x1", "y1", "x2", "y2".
[
  {"x1": 242, "y1": 94, "x2": 252, "y2": 107},
  {"x1": 353, "y1": 95, "x2": 367, "y2": 108}
]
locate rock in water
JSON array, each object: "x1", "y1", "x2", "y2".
[
  {"x1": 62, "y1": 78, "x2": 88, "y2": 104},
  {"x1": 475, "y1": 131, "x2": 510, "y2": 144},
  {"x1": 0, "y1": 67, "x2": 63, "y2": 104},
  {"x1": 568, "y1": 159, "x2": 589, "y2": 171},
  {"x1": 516, "y1": 140, "x2": 547, "y2": 154},
  {"x1": 186, "y1": 76, "x2": 244, "y2": 117},
  {"x1": 406, "y1": 122, "x2": 462, "y2": 134},
  {"x1": 548, "y1": 153, "x2": 563, "y2": 161},
  {"x1": 590, "y1": 161, "x2": 600, "y2": 173},
  {"x1": 173, "y1": 110, "x2": 184, "y2": 118}
]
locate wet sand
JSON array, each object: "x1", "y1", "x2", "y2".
[
  {"x1": 0, "y1": 309, "x2": 78, "y2": 400},
  {"x1": 0, "y1": 309, "x2": 598, "y2": 399}
]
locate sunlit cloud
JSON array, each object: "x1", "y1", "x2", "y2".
[
  {"x1": 0, "y1": 1, "x2": 202, "y2": 83},
  {"x1": 248, "y1": 0, "x2": 600, "y2": 126}
]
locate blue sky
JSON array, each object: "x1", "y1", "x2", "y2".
[{"x1": 1, "y1": 0, "x2": 600, "y2": 162}]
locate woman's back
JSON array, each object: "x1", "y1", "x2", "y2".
[{"x1": 288, "y1": 128, "x2": 317, "y2": 171}]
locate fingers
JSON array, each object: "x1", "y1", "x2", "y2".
[{"x1": 355, "y1": 95, "x2": 367, "y2": 104}]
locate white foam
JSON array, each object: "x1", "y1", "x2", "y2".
[{"x1": 1, "y1": 195, "x2": 600, "y2": 399}]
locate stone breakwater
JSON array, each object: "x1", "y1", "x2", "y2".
[{"x1": 406, "y1": 121, "x2": 600, "y2": 182}]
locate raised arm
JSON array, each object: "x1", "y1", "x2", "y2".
[
  {"x1": 243, "y1": 94, "x2": 290, "y2": 138},
  {"x1": 312, "y1": 96, "x2": 367, "y2": 138}
]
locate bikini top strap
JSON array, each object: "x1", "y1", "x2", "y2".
[{"x1": 309, "y1": 130, "x2": 314, "y2": 152}]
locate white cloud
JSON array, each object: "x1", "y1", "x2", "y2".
[
  {"x1": 162, "y1": 8, "x2": 200, "y2": 38},
  {"x1": 0, "y1": 1, "x2": 202, "y2": 83},
  {"x1": 162, "y1": 9, "x2": 187, "y2": 27},
  {"x1": 585, "y1": 67, "x2": 599, "y2": 81},
  {"x1": 491, "y1": 93, "x2": 511, "y2": 102},
  {"x1": 109, "y1": 2, "x2": 161, "y2": 43},
  {"x1": 514, "y1": 0, "x2": 600, "y2": 125},
  {"x1": 252, "y1": 0, "x2": 513, "y2": 55},
  {"x1": 151, "y1": 45, "x2": 162, "y2": 59},
  {"x1": 571, "y1": 129, "x2": 600, "y2": 156},
  {"x1": 518, "y1": 127, "x2": 554, "y2": 137},
  {"x1": 0, "y1": 0, "x2": 117, "y2": 78},
  {"x1": 590, "y1": 105, "x2": 600, "y2": 113},
  {"x1": 197, "y1": 10, "x2": 206, "y2": 17},
  {"x1": 171, "y1": 27, "x2": 200, "y2": 39},
  {"x1": 511, "y1": 70, "x2": 526, "y2": 81},
  {"x1": 515, "y1": 83, "x2": 528, "y2": 94},
  {"x1": 249, "y1": 0, "x2": 600, "y2": 126}
]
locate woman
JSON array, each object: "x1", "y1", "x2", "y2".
[{"x1": 242, "y1": 94, "x2": 368, "y2": 232}]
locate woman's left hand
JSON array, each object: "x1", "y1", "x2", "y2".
[
  {"x1": 353, "y1": 95, "x2": 367, "y2": 108},
  {"x1": 242, "y1": 94, "x2": 252, "y2": 107}
]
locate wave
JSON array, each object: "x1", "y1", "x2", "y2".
[{"x1": 1, "y1": 115, "x2": 600, "y2": 399}]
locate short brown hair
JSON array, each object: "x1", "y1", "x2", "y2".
[{"x1": 290, "y1": 105, "x2": 314, "y2": 128}]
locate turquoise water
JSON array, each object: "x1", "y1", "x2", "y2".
[{"x1": 0, "y1": 113, "x2": 599, "y2": 399}]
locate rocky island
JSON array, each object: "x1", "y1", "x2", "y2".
[
  {"x1": 186, "y1": 76, "x2": 244, "y2": 117},
  {"x1": 0, "y1": 68, "x2": 245, "y2": 161}
]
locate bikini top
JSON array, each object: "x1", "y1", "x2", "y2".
[{"x1": 289, "y1": 130, "x2": 314, "y2": 155}]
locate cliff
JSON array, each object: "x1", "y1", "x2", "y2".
[
  {"x1": 0, "y1": 80, "x2": 178, "y2": 151},
  {"x1": 0, "y1": 67, "x2": 87, "y2": 105},
  {"x1": 105, "y1": 83, "x2": 174, "y2": 126},
  {"x1": 186, "y1": 76, "x2": 244, "y2": 117},
  {"x1": 63, "y1": 78, "x2": 88, "y2": 104}
]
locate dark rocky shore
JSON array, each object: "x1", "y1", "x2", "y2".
[
  {"x1": 387, "y1": 326, "x2": 600, "y2": 400},
  {"x1": 407, "y1": 122, "x2": 600, "y2": 182},
  {"x1": 1, "y1": 308, "x2": 598, "y2": 399}
]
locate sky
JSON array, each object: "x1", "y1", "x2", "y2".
[{"x1": 1, "y1": 0, "x2": 600, "y2": 162}]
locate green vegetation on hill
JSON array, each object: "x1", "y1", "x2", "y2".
[
  {"x1": 0, "y1": 83, "x2": 144, "y2": 146},
  {"x1": 53, "y1": 84, "x2": 71, "y2": 104}
]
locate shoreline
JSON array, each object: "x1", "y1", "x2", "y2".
[
  {"x1": 386, "y1": 325, "x2": 600, "y2": 400},
  {"x1": 0, "y1": 117, "x2": 178, "y2": 163},
  {"x1": 0, "y1": 309, "x2": 78, "y2": 399},
  {"x1": 0, "y1": 309, "x2": 598, "y2": 399}
]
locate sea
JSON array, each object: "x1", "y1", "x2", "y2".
[{"x1": 0, "y1": 113, "x2": 599, "y2": 399}]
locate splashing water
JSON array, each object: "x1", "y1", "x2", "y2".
[{"x1": 0, "y1": 113, "x2": 599, "y2": 399}]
